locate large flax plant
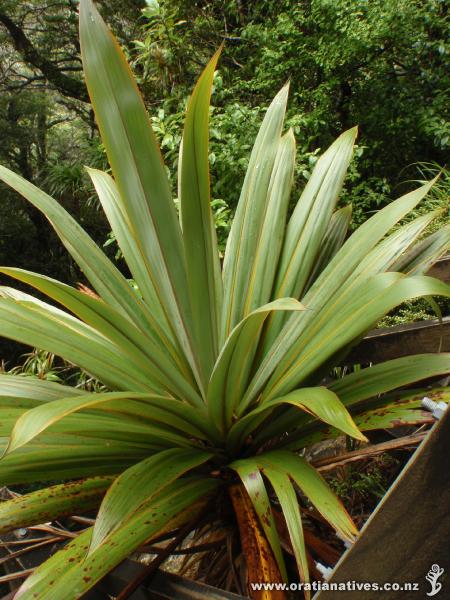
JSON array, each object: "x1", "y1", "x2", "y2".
[{"x1": 0, "y1": 1, "x2": 449, "y2": 598}]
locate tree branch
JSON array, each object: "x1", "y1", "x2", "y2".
[{"x1": 0, "y1": 10, "x2": 88, "y2": 102}]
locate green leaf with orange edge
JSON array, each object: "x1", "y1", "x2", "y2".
[
  {"x1": 5, "y1": 391, "x2": 212, "y2": 455},
  {"x1": 90, "y1": 448, "x2": 212, "y2": 552},
  {"x1": 221, "y1": 84, "x2": 289, "y2": 341},
  {"x1": 242, "y1": 179, "x2": 437, "y2": 409},
  {"x1": 15, "y1": 477, "x2": 218, "y2": 600},
  {"x1": 262, "y1": 467, "x2": 310, "y2": 598},
  {"x1": 208, "y1": 298, "x2": 305, "y2": 435},
  {"x1": 0, "y1": 165, "x2": 162, "y2": 343},
  {"x1": 79, "y1": 0, "x2": 202, "y2": 392},
  {"x1": 229, "y1": 457, "x2": 288, "y2": 581},
  {"x1": 257, "y1": 451, "x2": 358, "y2": 544},
  {"x1": 0, "y1": 267, "x2": 202, "y2": 407},
  {"x1": 180, "y1": 47, "x2": 223, "y2": 381},
  {"x1": 0, "y1": 476, "x2": 114, "y2": 535},
  {"x1": 229, "y1": 387, "x2": 366, "y2": 454},
  {"x1": 286, "y1": 387, "x2": 450, "y2": 450}
]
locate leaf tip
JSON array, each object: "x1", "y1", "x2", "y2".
[
  {"x1": 284, "y1": 127, "x2": 296, "y2": 145},
  {"x1": 274, "y1": 81, "x2": 290, "y2": 106}
]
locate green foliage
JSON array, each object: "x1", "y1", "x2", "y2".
[
  {"x1": 378, "y1": 162, "x2": 450, "y2": 325},
  {"x1": 378, "y1": 299, "x2": 438, "y2": 328},
  {"x1": 3, "y1": 348, "x2": 107, "y2": 392},
  {"x1": 7, "y1": 349, "x2": 64, "y2": 383},
  {"x1": 329, "y1": 455, "x2": 400, "y2": 510},
  {"x1": 406, "y1": 162, "x2": 450, "y2": 233},
  {"x1": 132, "y1": 0, "x2": 449, "y2": 224},
  {"x1": 0, "y1": 2, "x2": 448, "y2": 598}
]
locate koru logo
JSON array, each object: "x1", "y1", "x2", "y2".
[{"x1": 426, "y1": 564, "x2": 444, "y2": 597}]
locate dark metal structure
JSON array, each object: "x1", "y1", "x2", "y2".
[{"x1": 315, "y1": 405, "x2": 450, "y2": 599}]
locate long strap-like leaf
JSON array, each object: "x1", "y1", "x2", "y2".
[
  {"x1": 0, "y1": 404, "x2": 178, "y2": 450},
  {"x1": 86, "y1": 169, "x2": 177, "y2": 346},
  {"x1": 265, "y1": 274, "x2": 450, "y2": 400},
  {"x1": 262, "y1": 212, "x2": 443, "y2": 391},
  {"x1": 0, "y1": 374, "x2": 83, "y2": 401},
  {"x1": 262, "y1": 468, "x2": 309, "y2": 596},
  {"x1": 281, "y1": 387, "x2": 449, "y2": 450},
  {"x1": 221, "y1": 85, "x2": 289, "y2": 341},
  {"x1": 0, "y1": 288, "x2": 164, "y2": 394},
  {"x1": 229, "y1": 459, "x2": 287, "y2": 581},
  {"x1": 90, "y1": 448, "x2": 212, "y2": 551},
  {"x1": 252, "y1": 354, "x2": 450, "y2": 450},
  {"x1": 275, "y1": 127, "x2": 357, "y2": 301},
  {"x1": 228, "y1": 386, "x2": 365, "y2": 453},
  {"x1": 302, "y1": 178, "x2": 437, "y2": 306},
  {"x1": 5, "y1": 391, "x2": 212, "y2": 454},
  {"x1": 351, "y1": 209, "x2": 442, "y2": 280},
  {"x1": 79, "y1": 0, "x2": 202, "y2": 391},
  {"x1": 303, "y1": 204, "x2": 352, "y2": 293},
  {"x1": 0, "y1": 437, "x2": 150, "y2": 485},
  {"x1": 262, "y1": 128, "x2": 356, "y2": 352},
  {"x1": 15, "y1": 477, "x2": 217, "y2": 600},
  {"x1": 329, "y1": 353, "x2": 450, "y2": 408},
  {"x1": 0, "y1": 476, "x2": 113, "y2": 535},
  {"x1": 180, "y1": 49, "x2": 223, "y2": 382},
  {"x1": 208, "y1": 298, "x2": 304, "y2": 435},
  {"x1": 0, "y1": 166, "x2": 166, "y2": 346},
  {"x1": 391, "y1": 224, "x2": 450, "y2": 275},
  {"x1": 1, "y1": 267, "x2": 202, "y2": 406},
  {"x1": 242, "y1": 180, "x2": 437, "y2": 407},
  {"x1": 242, "y1": 129, "x2": 296, "y2": 315},
  {"x1": 257, "y1": 451, "x2": 357, "y2": 543}
]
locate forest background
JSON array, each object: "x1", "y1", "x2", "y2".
[{"x1": 0, "y1": 0, "x2": 448, "y2": 365}]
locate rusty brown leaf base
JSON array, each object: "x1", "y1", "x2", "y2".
[{"x1": 229, "y1": 483, "x2": 286, "y2": 600}]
